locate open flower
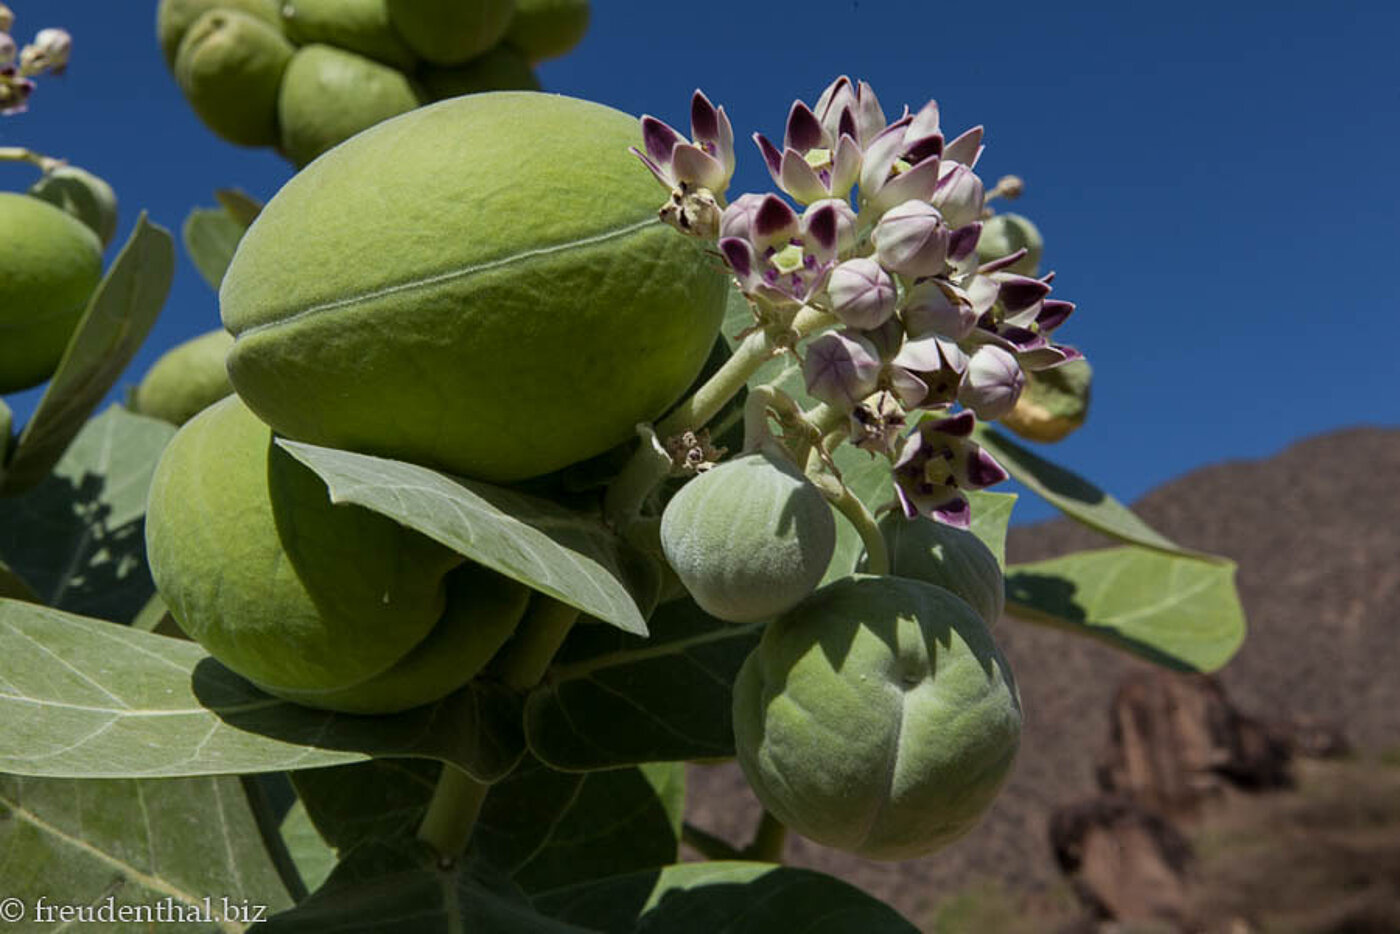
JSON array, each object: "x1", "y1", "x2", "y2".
[
  {"x1": 631, "y1": 89, "x2": 736, "y2": 196},
  {"x1": 719, "y1": 195, "x2": 848, "y2": 309},
  {"x1": 858, "y1": 100, "x2": 944, "y2": 218},
  {"x1": 813, "y1": 75, "x2": 887, "y2": 147},
  {"x1": 893, "y1": 411, "x2": 1008, "y2": 528},
  {"x1": 885, "y1": 335, "x2": 967, "y2": 410},
  {"x1": 755, "y1": 97, "x2": 862, "y2": 204}
]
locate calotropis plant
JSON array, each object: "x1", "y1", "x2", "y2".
[{"x1": 0, "y1": 52, "x2": 1246, "y2": 930}]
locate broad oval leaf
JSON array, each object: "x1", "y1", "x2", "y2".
[
  {"x1": 526, "y1": 599, "x2": 762, "y2": 771},
  {"x1": 2, "y1": 215, "x2": 175, "y2": 495},
  {"x1": 0, "y1": 773, "x2": 294, "y2": 930},
  {"x1": 1005, "y1": 545, "x2": 1247, "y2": 672},
  {"x1": 0, "y1": 405, "x2": 175, "y2": 623},
  {"x1": 278, "y1": 440, "x2": 650, "y2": 636},
  {"x1": 974, "y1": 424, "x2": 1229, "y2": 564},
  {"x1": 0, "y1": 600, "x2": 523, "y2": 780}
]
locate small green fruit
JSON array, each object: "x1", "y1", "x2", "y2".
[
  {"x1": 280, "y1": 0, "x2": 417, "y2": 69},
  {"x1": 976, "y1": 212, "x2": 1043, "y2": 276},
  {"x1": 132, "y1": 329, "x2": 235, "y2": 426},
  {"x1": 506, "y1": 0, "x2": 589, "y2": 63},
  {"x1": 1000, "y1": 358, "x2": 1092, "y2": 443},
  {"x1": 278, "y1": 44, "x2": 424, "y2": 168},
  {"x1": 0, "y1": 192, "x2": 104, "y2": 395},
  {"x1": 733, "y1": 575, "x2": 1022, "y2": 860},
  {"x1": 866, "y1": 512, "x2": 1004, "y2": 627},
  {"x1": 28, "y1": 166, "x2": 119, "y2": 248},
  {"x1": 660, "y1": 448, "x2": 835, "y2": 623},
  {"x1": 222, "y1": 92, "x2": 728, "y2": 483},
  {"x1": 419, "y1": 46, "x2": 539, "y2": 101},
  {"x1": 145, "y1": 396, "x2": 530, "y2": 713},
  {"x1": 384, "y1": 0, "x2": 513, "y2": 65},
  {"x1": 157, "y1": 0, "x2": 281, "y2": 69},
  {"x1": 175, "y1": 8, "x2": 294, "y2": 147}
]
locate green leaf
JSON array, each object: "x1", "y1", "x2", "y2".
[
  {"x1": 525, "y1": 598, "x2": 762, "y2": 771},
  {"x1": 0, "y1": 405, "x2": 175, "y2": 623},
  {"x1": 0, "y1": 601, "x2": 524, "y2": 780},
  {"x1": 2, "y1": 215, "x2": 174, "y2": 495},
  {"x1": 974, "y1": 425, "x2": 1227, "y2": 564},
  {"x1": 966, "y1": 489, "x2": 1018, "y2": 569},
  {"x1": 0, "y1": 558, "x2": 37, "y2": 603},
  {"x1": 0, "y1": 773, "x2": 294, "y2": 931},
  {"x1": 278, "y1": 440, "x2": 650, "y2": 636},
  {"x1": 182, "y1": 192, "x2": 259, "y2": 291},
  {"x1": 537, "y1": 862, "x2": 920, "y2": 933},
  {"x1": 278, "y1": 800, "x2": 338, "y2": 895},
  {"x1": 1005, "y1": 545, "x2": 1247, "y2": 672}
]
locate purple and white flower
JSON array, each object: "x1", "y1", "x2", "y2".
[
  {"x1": 719, "y1": 196, "x2": 849, "y2": 309},
  {"x1": 893, "y1": 411, "x2": 1008, "y2": 528},
  {"x1": 754, "y1": 98, "x2": 863, "y2": 204},
  {"x1": 631, "y1": 89, "x2": 735, "y2": 197}
]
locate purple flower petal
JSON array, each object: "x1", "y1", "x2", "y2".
[
  {"x1": 943, "y1": 125, "x2": 984, "y2": 167},
  {"x1": 641, "y1": 115, "x2": 684, "y2": 166},
  {"x1": 785, "y1": 100, "x2": 826, "y2": 152}
]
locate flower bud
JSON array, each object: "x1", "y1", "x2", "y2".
[
  {"x1": 20, "y1": 27, "x2": 71, "y2": 75},
  {"x1": 0, "y1": 6, "x2": 13, "y2": 33},
  {"x1": 718, "y1": 192, "x2": 766, "y2": 242},
  {"x1": 827, "y1": 257, "x2": 896, "y2": 329},
  {"x1": 0, "y1": 32, "x2": 15, "y2": 66},
  {"x1": 903, "y1": 278, "x2": 978, "y2": 341},
  {"x1": 803, "y1": 329, "x2": 881, "y2": 411},
  {"x1": 931, "y1": 163, "x2": 984, "y2": 229},
  {"x1": 958, "y1": 345, "x2": 1025, "y2": 420},
  {"x1": 872, "y1": 200, "x2": 949, "y2": 278}
]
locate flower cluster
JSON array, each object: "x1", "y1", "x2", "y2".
[
  {"x1": 1, "y1": 5, "x2": 71, "y2": 116},
  {"x1": 634, "y1": 77, "x2": 1084, "y2": 527}
]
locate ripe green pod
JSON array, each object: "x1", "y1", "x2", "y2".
[
  {"x1": 419, "y1": 46, "x2": 539, "y2": 102},
  {"x1": 733, "y1": 575, "x2": 1022, "y2": 860},
  {"x1": 28, "y1": 166, "x2": 119, "y2": 248},
  {"x1": 145, "y1": 396, "x2": 530, "y2": 713},
  {"x1": 280, "y1": 0, "x2": 417, "y2": 69},
  {"x1": 222, "y1": 92, "x2": 728, "y2": 483},
  {"x1": 384, "y1": 0, "x2": 513, "y2": 66},
  {"x1": 865, "y1": 512, "x2": 1004, "y2": 628},
  {"x1": 976, "y1": 212, "x2": 1043, "y2": 277},
  {"x1": 277, "y1": 44, "x2": 424, "y2": 168},
  {"x1": 132, "y1": 329, "x2": 235, "y2": 426},
  {"x1": 0, "y1": 192, "x2": 104, "y2": 395},
  {"x1": 1000, "y1": 358, "x2": 1092, "y2": 444},
  {"x1": 506, "y1": 0, "x2": 589, "y2": 64},
  {"x1": 175, "y1": 8, "x2": 294, "y2": 147},
  {"x1": 156, "y1": 0, "x2": 281, "y2": 69},
  {"x1": 660, "y1": 448, "x2": 836, "y2": 623}
]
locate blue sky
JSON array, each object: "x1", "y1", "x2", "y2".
[{"x1": 3, "y1": 1, "x2": 1397, "y2": 523}]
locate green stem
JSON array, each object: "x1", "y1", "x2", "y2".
[
  {"x1": 602, "y1": 425, "x2": 671, "y2": 527},
  {"x1": 681, "y1": 821, "x2": 743, "y2": 861},
  {"x1": 496, "y1": 594, "x2": 581, "y2": 692},
  {"x1": 416, "y1": 764, "x2": 490, "y2": 866},
  {"x1": 803, "y1": 402, "x2": 848, "y2": 439},
  {"x1": 827, "y1": 479, "x2": 890, "y2": 576},
  {"x1": 0, "y1": 147, "x2": 61, "y2": 172},
  {"x1": 741, "y1": 810, "x2": 788, "y2": 863}
]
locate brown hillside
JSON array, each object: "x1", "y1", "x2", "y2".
[{"x1": 684, "y1": 426, "x2": 1400, "y2": 924}]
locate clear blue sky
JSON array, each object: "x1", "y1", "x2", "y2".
[{"x1": 4, "y1": 1, "x2": 1397, "y2": 523}]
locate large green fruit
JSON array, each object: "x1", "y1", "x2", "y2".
[
  {"x1": 156, "y1": 0, "x2": 281, "y2": 68},
  {"x1": 278, "y1": 44, "x2": 424, "y2": 168},
  {"x1": 145, "y1": 396, "x2": 530, "y2": 713},
  {"x1": 28, "y1": 166, "x2": 119, "y2": 248},
  {"x1": 1000, "y1": 358, "x2": 1092, "y2": 443},
  {"x1": 660, "y1": 448, "x2": 835, "y2": 623},
  {"x1": 506, "y1": 0, "x2": 589, "y2": 63},
  {"x1": 419, "y1": 46, "x2": 539, "y2": 102},
  {"x1": 132, "y1": 329, "x2": 235, "y2": 426},
  {"x1": 175, "y1": 8, "x2": 294, "y2": 147},
  {"x1": 384, "y1": 0, "x2": 514, "y2": 65},
  {"x1": 733, "y1": 575, "x2": 1022, "y2": 860},
  {"x1": 865, "y1": 512, "x2": 1004, "y2": 628},
  {"x1": 280, "y1": 0, "x2": 417, "y2": 69},
  {"x1": 222, "y1": 92, "x2": 729, "y2": 483},
  {"x1": 0, "y1": 192, "x2": 104, "y2": 394}
]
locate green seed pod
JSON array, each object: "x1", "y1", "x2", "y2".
[
  {"x1": 1000, "y1": 358, "x2": 1092, "y2": 443},
  {"x1": 660, "y1": 448, "x2": 836, "y2": 623},
  {"x1": 132, "y1": 329, "x2": 235, "y2": 426},
  {"x1": 384, "y1": 0, "x2": 513, "y2": 66},
  {"x1": 0, "y1": 192, "x2": 104, "y2": 395},
  {"x1": 222, "y1": 92, "x2": 728, "y2": 483},
  {"x1": 865, "y1": 512, "x2": 1004, "y2": 628},
  {"x1": 156, "y1": 0, "x2": 281, "y2": 69},
  {"x1": 175, "y1": 8, "x2": 294, "y2": 147},
  {"x1": 733, "y1": 575, "x2": 1022, "y2": 860},
  {"x1": 419, "y1": 46, "x2": 540, "y2": 102},
  {"x1": 277, "y1": 44, "x2": 424, "y2": 168},
  {"x1": 28, "y1": 166, "x2": 119, "y2": 248},
  {"x1": 145, "y1": 396, "x2": 530, "y2": 714},
  {"x1": 976, "y1": 212, "x2": 1043, "y2": 277},
  {"x1": 506, "y1": 0, "x2": 589, "y2": 64},
  {"x1": 279, "y1": 0, "x2": 418, "y2": 70}
]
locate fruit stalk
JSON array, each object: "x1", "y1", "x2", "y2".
[
  {"x1": 416, "y1": 763, "x2": 490, "y2": 865},
  {"x1": 496, "y1": 594, "x2": 581, "y2": 692},
  {"x1": 0, "y1": 146, "x2": 61, "y2": 171},
  {"x1": 811, "y1": 445, "x2": 890, "y2": 576},
  {"x1": 742, "y1": 810, "x2": 788, "y2": 863}
]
